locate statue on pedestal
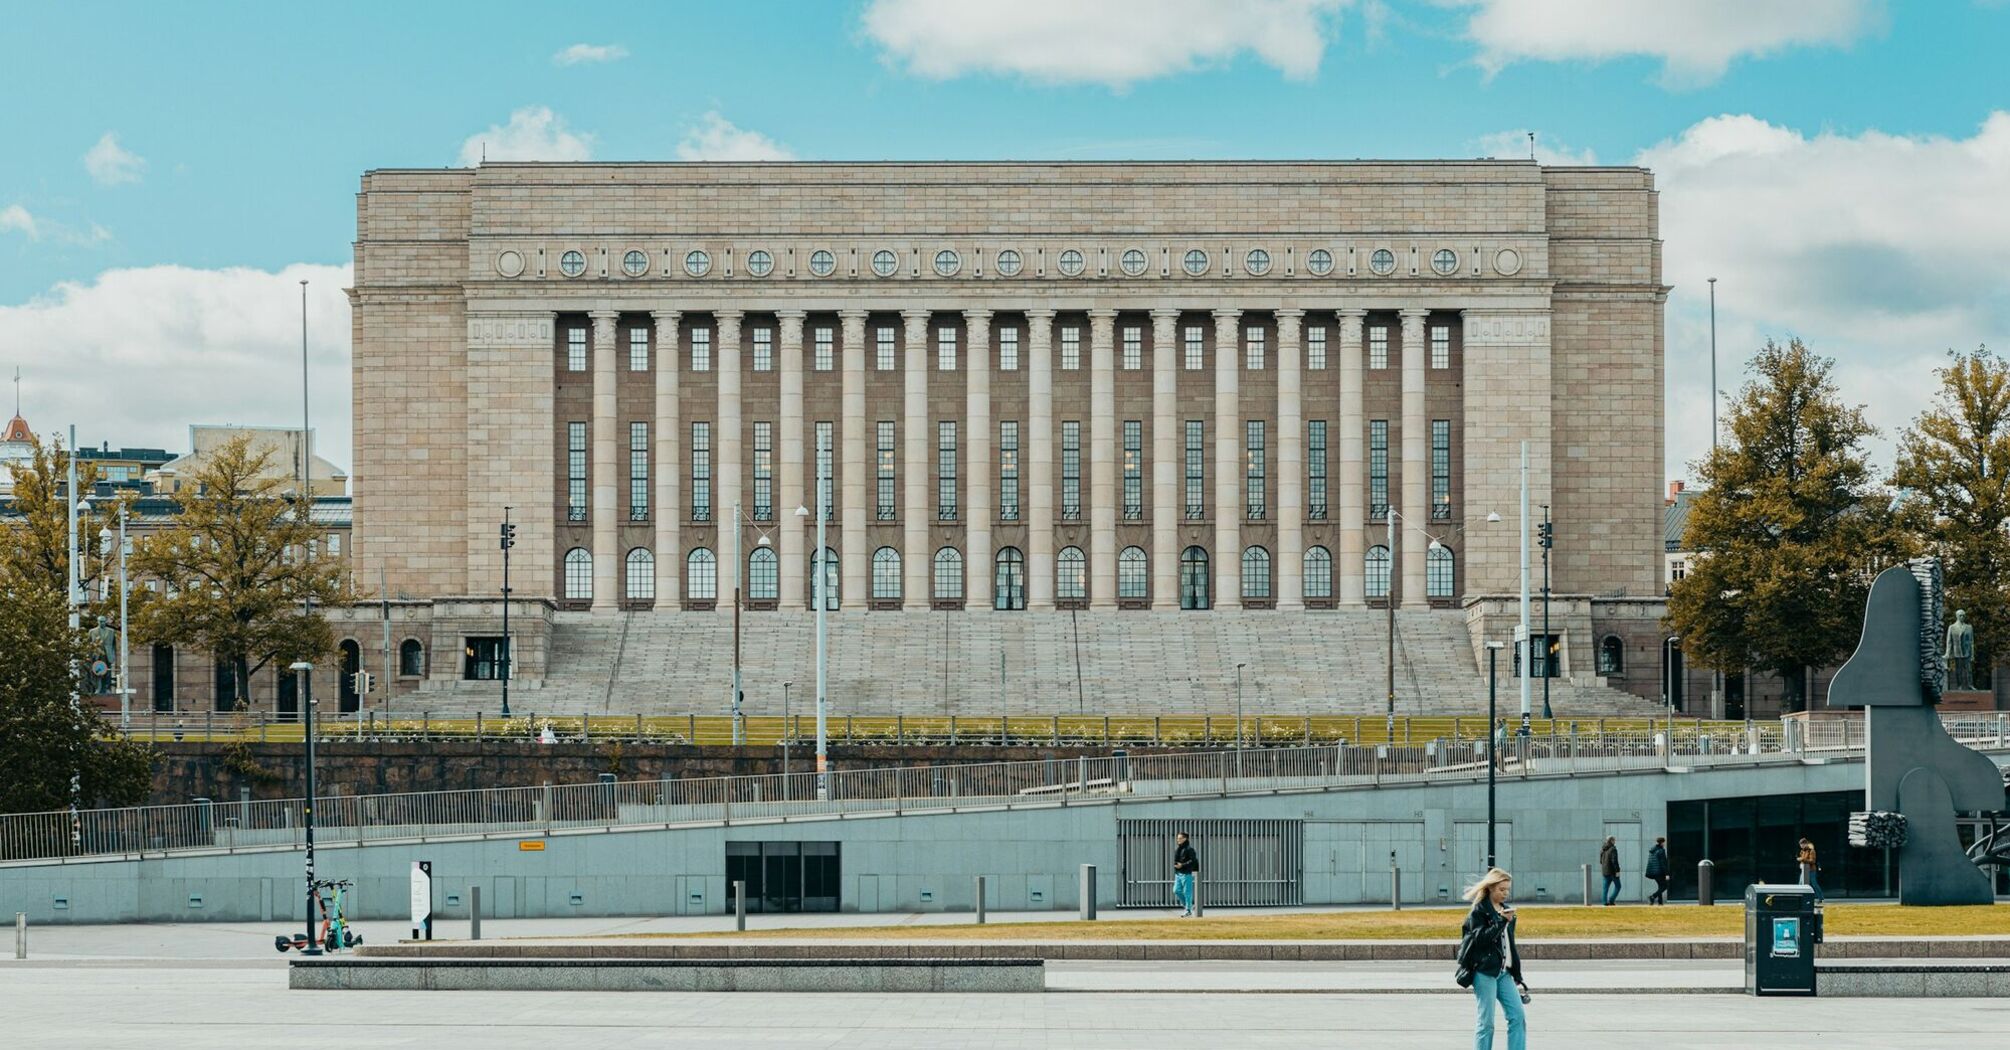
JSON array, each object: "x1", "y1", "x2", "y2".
[
  {"x1": 85, "y1": 615, "x2": 118, "y2": 696},
  {"x1": 1943, "y1": 609, "x2": 1976, "y2": 692}
]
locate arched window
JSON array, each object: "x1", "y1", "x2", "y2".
[
  {"x1": 1057, "y1": 546, "x2": 1087, "y2": 601},
  {"x1": 1241, "y1": 546, "x2": 1271, "y2": 599},
  {"x1": 1304, "y1": 546, "x2": 1333, "y2": 599},
  {"x1": 934, "y1": 547, "x2": 963, "y2": 600},
  {"x1": 1598, "y1": 635, "x2": 1626, "y2": 676},
  {"x1": 398, "y1": 639, "x2": 425, "y2": 677},
  {"x1": 993, "y1": 547, "x2": 1026, "y2": 610},
  {"x1": 338, "y1": 639, "x2": 362, "y2": 713},
  {"x1": 1426, "y1": 545, "x2": 1455, "y2": 599},
  {"x1": 1180, "y1": 546, "x2": 1210, "y2": 610},
  {"x1": 1118, "y1": 546, "x2": 1148, "y2": 600},
  {"x1": 810, "y1": 547, "x2": 838, "y2": 609},
  {"x1": 748, "y1": 547, "x2": 778, "y2": 600},
  {"x1": 872, "y1": 547, "x2": 903, "y2": 600},
  {"x1": 563, "y1": 548, "x2": 593, "y2": 601},
  {"x1": 625, "y1": 548, "x2": 655, "y2": 601},
  {"x1": 686, "y1": 548, "x2": 717, "y2": 600},
  {"x1": 1365, "y1": 544, "x2": 1392, "y2": 599}
]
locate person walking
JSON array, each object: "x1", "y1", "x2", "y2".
[
  {"x1": 1645, "y1": 837, "x2": 1670, "y2": 905},
  {"x1": 1797, "y1": 837, "x2": 1825, "y2": 902},
  {"x1": 1599, "y1": 836, "x2": 1622, "y2": 905},
  {"x1": 1171, "y1": 831, "x2": 1200, "y2": 917},
  {"x1": 1458, "y1": 868, "x2": 1529, "y2": 1050}
]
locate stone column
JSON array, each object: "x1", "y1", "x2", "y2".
[
  {"x1": 902, "y1": 309, "x2": 932, "y2": 606},
  {"x1": 1150, "y1": 308, "x2": 1180, "y2": 610},
  {"x1": 716, "y1": 309, "x2": 744, "y2": 610},
  {"x1": 589, "y1": 309, "x2": 619, "y2": 610},
  {"x1": 1026, "y1": 309, "x2": 1056, "y2": 609},
  {"x1": 1337, "y1": 308, "x2": 1366, "y2": 607},
  {"x1": 1212, "y1": 309, "x2": 1242, "y2": 606},
  {"x1": 778, "y1": 310, "x2": 805, "y2": 608},
  {"x1": 965, "y1": 308, "x2": 994, "y2": 607},
  {"x1": 839, "y1": 309, "x2": 869, "y2": 609},
  {"x1": 1087, "y1": 307, "x2": 1118, "y2": 609},
  {"x1": 652, "y1": 309, "x2": 681, "y2": 603},
  {"x1": 1400, "y1": 308, "x2": 1429, "y2": 608},
  {"x1": 1276, "y1": 308, "x2": 1305, "y2": 610}
]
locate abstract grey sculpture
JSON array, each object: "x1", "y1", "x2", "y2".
[
  {"x1": 1944, "y1": 610, "x2": 1976, "y2": 692},
  {"x1": 1828, "y1": 561, "x2": 2002, "y2": 905}
]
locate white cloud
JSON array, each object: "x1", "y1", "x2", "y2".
[
  {"x1": 1471, "y1": 129, "x2": 1597, "y2": 165},
  {"x1": 861, "y1": 0, "x2": 1354, "y2": 89},
  {"x1": 0, "y1": 264, "x2": 355, "y2": 469},
  {"x1": 553, "y1": 43, "x2": 628, "y2": 66},
  {"x1": 0, "y1": 204, "x2": 37, "y2": 240},
  {"x1": 674, "y1": 113, "x2": 796, "y2": 162},
  {"x1": 1646, "y1": 112, "x2": 2010, "y2": 480},
  {"x1": 456, "y1": 106, "x2": 594, "y2": 167},
  {"x1": 83, "y1": 132, "x2": 146, "y2": 186},
  {"x1": 1449, "y1": 0, "x2": 1880, "y2": 85}
]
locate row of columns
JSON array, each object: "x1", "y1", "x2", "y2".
[{"x1": 586, "y1": 306, "x2": 1438, "y2": 612}]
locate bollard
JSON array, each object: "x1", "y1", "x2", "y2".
[
  {"x1": 469, "y1": 886, "x2": 482, "y2": 940},
  {"x1": 1192, "y1": 873, "x2": 1204, "y2": 918},
  {"x1": 1080, "y1": 865, "x2": 1097, "y2": 921},
  {"x1": 14, "y1": 912, "x2": 24, "y2": 960},
  {"x1": 975, "y1": 875, "x2": 987, "y2": 925},
  {"x1": 734, "y1": 880, "x2": 747, "y2": 931},
  {"x1": 1697, "y1": 859, "x2": 1715, "y2": 907},
  {"x1": 1582, "y1": 864, "x2": 1593, "y2": 907},
  {"x1": 1390, "y1": 854, "x2": 1402, "y2": 911}
]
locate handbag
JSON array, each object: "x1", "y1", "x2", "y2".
[{"x1": 1454, "y1": 927, "x2": 1479, "y2": 988}]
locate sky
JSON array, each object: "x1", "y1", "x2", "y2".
[{"x1": 2, "y1": 0, "x2": 2006, "y2": 485}]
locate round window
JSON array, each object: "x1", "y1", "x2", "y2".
[
  {"x1": 1369, "y1": 249, "x2": 1397, "y2": 276},
  {"x1": 1058, "y1": 249, "x2": 1085, "y2": 276},
  {"x1": 684, "y1": 250, "x2": 712, "y2": 277},
  {"x1": 1432, "y1": 248, "x2": 1459, "y2": 276},
  {"x1": 1306, "y1": 248, "x2": 1333, "y2": 276},
  {"x1": 746, "y1": 250, "x2": 774, "y2": 278},
  {"x1": 1120, "y1": 248, "x2": 1147, "y2": 277},
  {"x1": 1182, "y1": 248, "x2": 1209, "y2": 276},
  {"x1": 809, "y1": 249, "x2": 836, "y2": 277},
  {"x1": 995, "y1": 249, "x2": 1023, "y2": 277},
  {"x1": 622, "y1": 250, "x2": 648, "y2": 277},
  {"x1": 1245, "y1": 248, "x2": 1271, "y2": 276},
  {"x1": 934, "y1": 249, "x2": 960, "y2": 277},
  {"x1": 496, "y1": 250, "x2": 526, "y2": 278},
  {"x1": 872, "y1": 249, "x2": 897, "y2": 278},
  {"x1": 558, "y1": 250, "x2": 586, "y2": 278}
]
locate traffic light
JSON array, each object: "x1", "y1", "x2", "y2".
[
  {"x1": 352, "y1": 670, "x2": 375, "y2": 695},
  {"x1": 499, "y1": 521, "x2": 517, "y2": 551},
  {"x1": 1537, "y1": 521, "x2": 1554, "y2": 550}
]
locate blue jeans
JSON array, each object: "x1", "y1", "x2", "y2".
[
  {"x1": 1800, "y1": 864, "x2": 1824, "y2": 901},
  {"x1": 1172, "y1": 872, "x2": 1195, "y2": 912},
  {"x1": 1602, "y1": 875, "x2": 1621, "y2": 905},
  {"x1": 1472, "y1": 969, "x2": 1527, "y2": 1050}
]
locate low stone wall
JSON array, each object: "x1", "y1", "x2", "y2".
[
  {"x1": 290, "y1": 956, "x2": 1045, "y2": 992},
  {"x1": 1817, "y1": 961, "x2": 2010, "y2": 997}
]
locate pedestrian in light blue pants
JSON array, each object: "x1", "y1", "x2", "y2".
[
  {"x1": 1461, "y1": 868, "x2": 1529, "y2": 1050},
  {"x1": 1171, "y1": 831, "x2": 1200, "y2": 916}
]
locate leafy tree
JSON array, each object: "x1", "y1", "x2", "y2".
[
  {"x1": 129, "y1": 434, "x2": 349, "y2": 709},
  {"x1": 1668, "y1": 339, "x2": 1905, "y2": 711},
  {"x1": 0, "y1": 432, "x2": 109, "y2": 597},
  {"x1": 1891, "y1": 347, "x2": 2010, "y2": 683},
  {"x1": 0, "y1": 577, "x2": 155, "y2": 815}
]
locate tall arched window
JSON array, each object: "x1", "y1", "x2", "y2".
[
  {"x1": 1365, "y1": 544, "x2": 1392, "y2": 599},
  {"x1": 685, "y1": 548, "x2": 717, "y2": 600},
  {"x1": 398, "y1": 639, "x2": 425, "y2": 677},
  {"x1": 993, "y1": 547, "x2": 1026, "y2": 610},
  {"x1": 748, "y1": 547, "x2": 779, "y2": 600},
  {"x1": 1241, "y1": 546, "x2": 1271, "y2": 599},
  {"x1": 872, "y1": 547, "x2": 902, "y2": 600},
  {"x1": 810, "y1": 547, "x2": 838, "y2": 609},
  {"x1": 563, "y1": 548, "x2": 593, "y2": 601},
  {"x1": 1598, "y1": 635, "x2": 1626, "y2": 676},
  {"x1": 934, "y1": 547, "x2": 964, "y2": 601},
  {"x1": 1118, "y1": 546, "x2": 1149, "y2": 600},
  {"x1": 1304, "y1": 545, "x2": 1333, "y2": 600},
  {"x1": 1426, "y1": 545, "x2": 1455, "y2": 599},
  {"x1": 1180, "y1": 546, "x2": 1211, "y2": 609},
  {"x1": 625, "y1": 548, "x2": 655, "y2": 601},
  {"x1": 1057, "y1": 546, "x2": 1087, "y2": 601}
]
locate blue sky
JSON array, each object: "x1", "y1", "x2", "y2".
[{"x1": 3, "y1": 0, "x2": 2007, "y2": 481}]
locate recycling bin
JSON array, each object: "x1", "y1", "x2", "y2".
[{"x1": 1745, "y1": 883, "x2": 1818, "y2": 996}]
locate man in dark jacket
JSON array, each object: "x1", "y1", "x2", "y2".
[
  {"x1": 1599, "y1": 836, "x2": 1622, "y2": 905},
  {"x1": 1646, "y1": 837, "x2": 1670, "y2": 905},
  {"x1": 1171, "y1": 832, "x2": 1200, "y2": 917}
]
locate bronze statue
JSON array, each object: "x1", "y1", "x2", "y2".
[
  {"x1": 86, "y1": 615, "x2": 118, "y2": 695},
  {"x1": 1943, "y1": 609, "x2": 1976, "y2": 691}
]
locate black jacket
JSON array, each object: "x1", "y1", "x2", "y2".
[
  {"x1": 1600, "y1": 842, "x2": 1621, "y2": 877},
  {"x1": 1172, "y1": 842, "x2": 1199, "y2": 874},
  {"x1": 1459, "y1": 898, "x2": 1524, "y2": 984},
  {"x1": 1645, "y1": 844, "x2": 1669, "y2": 878}
]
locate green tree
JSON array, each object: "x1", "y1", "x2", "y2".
[
  {"x1": 1891, "y1": 347, "x2": 2010, "y2": 684},
  {"x1": 0, "y1": 577, "x2": 155, "y2": 815},
  {"x1": 1668, "y1": 339, "x2": 1905, "y2": 711},
  {"x1": 129, "y1": 434, "x2": 349, "y2": 709},
  {"x1": 0, "y1": 432, "x2": 109, "y2": 597}
]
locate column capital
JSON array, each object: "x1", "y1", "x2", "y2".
[
  {"x1": 1339, "y1": 307, "x2": 1369, "y2": 320},
  {"x1": 1275, "y1": 307, "x2": 1306, "y2": 320},
  {"x1": 777, "y1": 310, "x2": 805, "y2": 341},
  {"x1": 1399, "y1": 307, "x2": 1432, "y2": 321},
  {"x1": 1211, "y1": 307, "x2": 1243, "y2": 323},
  {"x1": 716, "y1": 309, "x2": 744, "y2": 341},
  {"x1": 1025, "y1": 307, "x2": 1056, "y2": 323},
  {"x1": 775, "y1": 308, "x2": 807, "y2": 320},
  {"x1": 836, "y1": 307, "x2": 869, "y2": 321},
  {"x1": 1149, "y1": 306, "x2": 1182, "y2": 321},
  {"x1": 1086, "y1": 307, "x2": 1118, "y2": 320},
  {"x1": 714, "y1": 307, "x2": 745, "y2": 321},
  {"x1": 589, "y1": 309, "x2": 620, "y2": 327},
  {"x1": 650, "y1": 308, "x2": 681, "y2": 325}
]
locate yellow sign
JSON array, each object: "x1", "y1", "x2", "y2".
[{"x1": 518, "y1": 840, "x2": 546, "y2": 852}]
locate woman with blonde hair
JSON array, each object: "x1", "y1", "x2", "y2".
[{"x1": 1456, "y1": 867, "x2": 1528, "y2": 1049}]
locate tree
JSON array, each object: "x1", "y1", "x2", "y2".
[
  {"x1": 0, "y1": 432, "x2": 109, "y2": 598},
  {"x1": 129, "y1": 434, "x2": 350, "y2": 709},
  {"x1": 1667, "y1": 339, "x2": 1905, "y2": 711},
  {"x1": 0, "y1": 576, "x2": 154, "y2": 815},
  {"x1": 1891, "y1": 347, "x2": 2010, "y2": 684}
]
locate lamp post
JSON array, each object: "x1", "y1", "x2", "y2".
[
  {"x1": 1382, "y1": 508, "x2": 1448, "y2": 740},
  {"x1": 796, "y1": 496, "x2": 828, "y2": 798},
  {"x1": 782, "y1": 681, "x2": 793, "y2": 782},
  {"x1": 1485, "y1": 641, "x2": 1505, "y2": 871},
  {"x1": 290, "y1": 660, "x2": 319, "y2": 955},
  {"x1": 727, "y1": 503, "x2": 776, "y2": 747},
  {"x1": 98, "y1": 505, "x2": 130, "y2": 728},
  {"x1": 1518, "y1": 441, "x2": 1532, "y2": 737},
  {"x1": 1708, "y1": 277, "x2": 1718, "y2": 453},
  {"x1": 1234, "y1": 663, "x2": 1245, "y2": 750},
  {"x1": 499, "y1": 508, "x2": 514, "y2": 718},
  {"x1": 66, "y1": 430, "x2": 85, "y2": 843},
  {"x1": 1539, "y1": 503, "x2": 1553, "y2": 720}
]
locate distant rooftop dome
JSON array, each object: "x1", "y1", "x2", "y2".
[{"x1": 1, "y1": 414, "x2": 29, "y2": 444}]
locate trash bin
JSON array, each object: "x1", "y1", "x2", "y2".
[{"x1": 1745, "y1": 883, "x2": 1818, "y2": 996}]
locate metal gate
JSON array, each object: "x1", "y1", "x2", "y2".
[{"x1": 1117, "y1": 818, "x2": 1302, "y2": 908}]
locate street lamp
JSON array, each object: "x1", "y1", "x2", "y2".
[
  {"x1": 1539, "y1": 504, "x2": 1553, "y2": 721},
  {"x1": 289, "y1": 659, "x2": 319, "y2": 955},
  {"x1": 1381, "y1": 508, "x2": 1447, "y2": 740},
  {"x1": 727, "y1": 503, "x2": 777, "y2": 747},
  {"x1": 67, "y1": 439, "x2": 87, "y2": 843},
  {"x1": 1234, "y1": 662, "x2": 1246, "y2": 774},
  {"x1": 98, "y1": 504, "x2": 131, "y2": 727},
  {"x1": 499, "y1": 508, "x2": 515, "y2": 718},
  {"x1": 782, "y1": 681, "x2": 793, "y2": 782},
  {"x1": 1484, "y1": 641, "x2": 1506, "y2": 871},
  {"x1": 795, "y1": 492, "x2": 828, "y2": 799}
]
